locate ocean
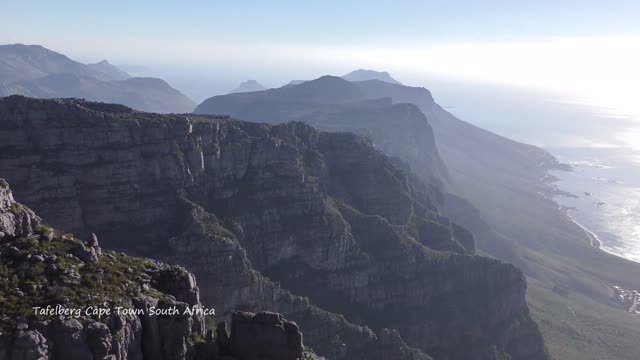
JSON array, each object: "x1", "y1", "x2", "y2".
[{"x1": 420, "y1": 78, "x2": 640, "y2": 263}]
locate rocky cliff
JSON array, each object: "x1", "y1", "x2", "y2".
[
  {"x1": 0, "y1": 179, "x2": 323, "y2": 360},
  {"x1": 0, "y1": 178, "x2": 206, "y2": 359},
  {"x1": 194, "y1": 76, "x2": 450, "y2": 187},
  {"x1": 0, "y1": 96, "x2": 548, "y2": 359},
  {"x1": 192, "y1": 76, "x2": 522, "y2": 263}
]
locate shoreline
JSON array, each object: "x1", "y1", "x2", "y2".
[
  {"x1": 559, "y1": 205, "x2": 601, "y2": 248},
  {"x1": 542, "y1": 158, "x2": 640, "y2": 264},
  {"x1": 556, "y1": 182, "x2": 640, "y2": 264},
  {"x1": 540, "y1": 158, "x2": 603, "y2": 249}
]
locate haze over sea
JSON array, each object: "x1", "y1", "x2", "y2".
[{"x1": 422, "y1": 78, "x2": 640, "y2": 263}]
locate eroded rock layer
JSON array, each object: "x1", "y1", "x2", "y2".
[{"x1": 0, "y1": 96, "x2": 547, "y2": 360}]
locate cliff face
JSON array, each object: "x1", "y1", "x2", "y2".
[
  {"x1": 192, "y1": 75, "x2": 540, "y2": 277},
  {"x1": 194, "y1": 76, "x2": 449, "y2": 186},
  {"x1": 0, "y1": 96, "x2": 547, "y2": 359},
  {"x1": 0, "y1": 179, "x2": 320, "y2": 360}
]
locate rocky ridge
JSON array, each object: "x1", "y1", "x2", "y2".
[
  {"x1": 0, "y1": 44, "x2": 196, "y2": 113},
  {"x1": 0, "y1": 96, "x2": 548, "y2": 359}
]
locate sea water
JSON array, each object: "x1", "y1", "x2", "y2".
[
  {"x1": 549, "y1": 146, "x2": 640, "y2": 262},
  {"x1": 420, "y1": 78, "x2": 640, "y2": 263}
]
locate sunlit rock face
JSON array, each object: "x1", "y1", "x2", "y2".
[{"x1": 0, "y1": 96, "x2": 548, "y2": 360}]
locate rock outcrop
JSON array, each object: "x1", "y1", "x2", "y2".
[
  {"x1": 0, "y1": 179, "x2": 322, "y2": 360},
  {"x1": 0, "y1": 179, "x2": 206, "y2": 359},
  {"x1": 0, "y1": 96, "x2": 548, "y2": 359},
  {"x1": 228, "y1": 311, "x2": 303, "y2": 360}
]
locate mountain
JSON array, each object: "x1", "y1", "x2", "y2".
[
  {"x1": 0, "y1": 178, "x2": 320, "y2": 359},
  {"x1": 0, "y1": 44, "x2": 112, "y2": 82},
  {"x1": 342, "y1": 69, "x2": 402, "y2": 84},
  {"x1": 194, "y1": 74, "x2": 640, "y2": 360},
  {"x1": 195, "y1": 76, "x2": 449, "y2": 186},
  {"x1": 0, "y1": 96, "x2": 549, "y2": 360},
  {"x1": 229, "y1": 80, "x2": 266, "y2": 93},
  {"x1": 0, "y1": 44, "x2": 195, "y2": 113},
  {"x1": 87, "y1": 59, "x2": 131, "y2": 81},
  {"x1": 287, "y1": 80, "x2": 308, "y2": 86}
]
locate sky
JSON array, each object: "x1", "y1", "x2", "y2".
[{"x1": 2, "y1": 0, "x2": 640, "y2": 113}]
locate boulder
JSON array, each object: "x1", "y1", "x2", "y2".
[{"x1": 230, "y1": 311, "x2": 303, "y2": 360}]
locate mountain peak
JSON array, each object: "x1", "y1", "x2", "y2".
[
  {"x1": 87, "y1": 59, "x2": 130, "y2": 81},
  {"x1": 281, "y1": 75, "x2": 364, "y2": 103},
  {"x1": 342, "y1": 69, "x2": 402, "y2": 85},
  {"x1": 229, "y1": 79, "x2": 266, "y2": 94}
]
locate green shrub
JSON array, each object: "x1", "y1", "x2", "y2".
[{"x1": 189, "y1": 332, "x2": 204, "y2": 345}]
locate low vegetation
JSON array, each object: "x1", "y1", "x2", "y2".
[{"x1": 0, "y1": 226, "x2": 163, "y2": 332}]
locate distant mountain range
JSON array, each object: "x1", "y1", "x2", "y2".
[
  {"x1": 342, "y1": 69, "x2": 402, "y2": 84},
  {"x1": 0, "y1": 44, "x2": 195, "y2": 113},
  {"x1": 283, "y1": 69, "x2": 402, "y2": 87},
  {"x1": 229, "y1": 79, "x2": 266, "y2": 93}
]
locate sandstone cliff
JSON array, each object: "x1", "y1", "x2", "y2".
[
  {"x1": 0, "y1": 96, "x2": 547, "y2": 359},
  {"x1": 0, "y1": 179, "x2": 322, "y2": 360}
]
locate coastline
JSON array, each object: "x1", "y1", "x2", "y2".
[
  {"x1": 560, "y1": 205, "x2": 602, "y2": 248},
  {"x1": 542, "y1": 157, "x2": 640, "y2": 263},
  {"x1": 540, "y1": 159, "x2": 602, "y2": 249}
]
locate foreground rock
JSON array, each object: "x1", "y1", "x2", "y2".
[
  {"x1": 0, "y1": 180, "x2": 206, "y2": 359},
  {"x1": 0, "y1": 96, "x2": 548, "y2": 359}
]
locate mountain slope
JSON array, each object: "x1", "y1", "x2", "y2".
[
  {"x1": 0, "y1": 178, "x2": 327, "y2": 360},
  {"x1": 87, "y1": 59, "x2": 131, "y2": 81},
  {"x1": 0, "y1": 44, "x2": 105, "y2": 82},
  {"x1": 0, "y1": 44, "x2": 195, "y2": 113},
  {"x1": 0, "y1": 96, "x2": 549, "y2": 360},
  {"x1": 350, "y1": 78, "x2": 640, "y2": 292}
]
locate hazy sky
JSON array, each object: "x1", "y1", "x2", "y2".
[{"x1": 2, "y1": 0, "x2": 640, "y2": 112}]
